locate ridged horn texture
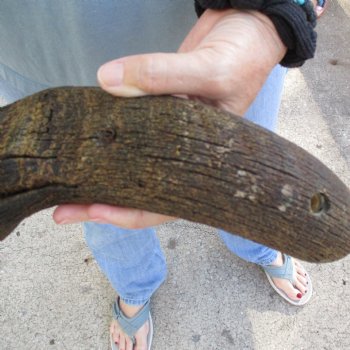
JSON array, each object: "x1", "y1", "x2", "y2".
[{"x1": 1, "y1": 87, "x2": 349, "y2": 262}]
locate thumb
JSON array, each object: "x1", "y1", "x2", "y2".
[{"x1": 97, "y1": 52, "x2": 212, "y2": 97}]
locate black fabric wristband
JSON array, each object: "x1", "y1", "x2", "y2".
[{"x1": 194, "y1": 0, "x2": 317, "y2": 67}]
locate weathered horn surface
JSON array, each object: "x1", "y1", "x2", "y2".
[{"x1": 0, "y1": 87, "x2": 349, "y2": 262}]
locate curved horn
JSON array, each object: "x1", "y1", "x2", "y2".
[{"x1": 1, "y1": 87, "x2": 349, "y2": 262}]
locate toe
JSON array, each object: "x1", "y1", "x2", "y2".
[
  {"x1": 134, "y1": 321, "x2": 149, "y2": 350},
  {"x1": 295, "y1": 261, "x2": 307, "y2": 275},
  {"x1": 286, "y1": 285, "x2": 302, "y2": 300},
  {"x1": 110, "y1": 322, "x2": 120, "y2": 344},
  {"x1": 119, "y1": 333, "x2": 126, "y2": 350},
  {"x1": 113, "y1": 331, "x2": 120, "y2": 345},
  {"x1": 125, "y1": 337, "x2": 134, "y2": 350},
  {"x1": 296, "y1": 273, "x2": 308, "y2": 287},
  {"x1": 134, "y1": 335, "x2": 147, "y2": 350},
  {"x1": 294, "y1": 279, "x2": 307, "y2": 295}
]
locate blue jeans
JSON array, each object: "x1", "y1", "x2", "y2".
[{"x1": 0, "y1": 1, "x2": 287, "y2": 306}]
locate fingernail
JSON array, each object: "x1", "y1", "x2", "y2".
[
  {"x1": 57, "y1": 219, "x2": 73, "y2": 225},
  {"x1": 297, "y1": 293, "x2": 302, "y2": 299},
  {"x1": 98, "y1": 61, "x2": 124, "y2": 87}
]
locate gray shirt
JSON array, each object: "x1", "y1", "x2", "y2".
[{"x1": 0, "y1": 1, "x2": 196, "y2": 101}]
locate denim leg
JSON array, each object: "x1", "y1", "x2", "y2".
[
  {"x1": 218, "y1": 65, "x2": 287, "y2": 266},
  {"x1": 84, "y1": 223, "x2": 167, "y2": 305}
]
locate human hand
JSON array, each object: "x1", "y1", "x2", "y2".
[
  {"x1": 54, "y1": 8, "x2": 287, "y2": 229},
  {"x1": 97, "y1": 8, "x2": 286, "y2": 116}
]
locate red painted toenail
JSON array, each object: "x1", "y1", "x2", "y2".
[{"x1": 297, "y1": 293, "x2": 302, "y2": 299}]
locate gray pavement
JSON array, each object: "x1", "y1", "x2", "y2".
[{"x1": 1, "y1": 1, "x2": 349, "y2": 349}]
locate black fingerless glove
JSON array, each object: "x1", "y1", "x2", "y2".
[{"x1": 194, "y1": 0, "x2": 317, "y2": 67}]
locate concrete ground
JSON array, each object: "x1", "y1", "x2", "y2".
[{"x1": 1, "y1": 1, "x2": 349, "y2": 349}]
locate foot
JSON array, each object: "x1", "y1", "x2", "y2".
[
  {"x1": 269, "y1": 252, "x2": 309, "y2": 301},
  {"x1": 110, "y1": 299, "x2": 150, "y2": 350}
]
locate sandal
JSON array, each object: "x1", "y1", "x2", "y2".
[
  {"x1": 263, "y1": 254, "x2": 313, "y2": 306},
  {"x1": 110, "y1": 297, "x2": 153, "y2": 350}
]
